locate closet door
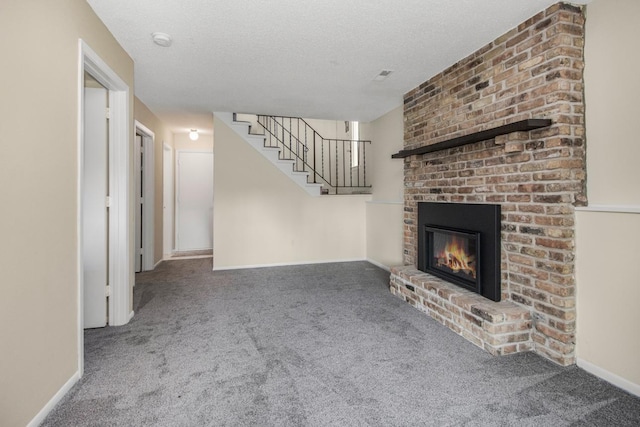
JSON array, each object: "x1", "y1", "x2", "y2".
[
  {"x1": 83, "y1": 87, "x2": 108, "y2": 328},
  {"x1": 176, "y1": 151, "x2": 213, "y2": 251}
]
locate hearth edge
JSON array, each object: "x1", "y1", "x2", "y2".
[{"x1": 390, "y1": 265, "x2": 532, "y2": 356}]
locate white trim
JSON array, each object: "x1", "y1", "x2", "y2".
[
  {"x1": 366, "y1": 258, "x2": 391, "y2": 272},
  {"x1": 135, "y1": 120, "x2": 156, "y2": 271},
  {"x1": 213, "y1": 258, "x2": 367, "y2": 271},
  {"x1": 109, "y1": 85, "x2": 131, "y2": 327},
  {"x1": 128, "y1": 310, "x2": 135, "y2": 321},
  {"x1": 134, "y1": 121, "x2": 154, "y2": 140},
  {"x1": 27, "y1": 371, "x2": 80, "y2": 427},
  {"x1": 322, "y1": 194, "x2": 372, "y2": 199},
  {"x1": 154, "y1": 259, "x2": 164, "y2": 269},
  {"x1": 166, "y1": 254, "x2": 213, "y2": 261},
  {"x1": 575, "y1": 204, "x2": 640, "y2": 214},
  {"x1": 577, "y1": 358, "x2": 640, "y2": 397},
  {"x1": 76, "y1": 39, "x2": 85, "y2": 379},
  {"x1": 78, "y1": 41, "x2": 131, "y2": 355}
]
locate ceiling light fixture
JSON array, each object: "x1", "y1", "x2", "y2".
[
  {"x1": 152, "y1": 32, "x2": 173, "y2": 47},
  {"x1": 373, "y1": 69, "x2": 393, "y2": 82},
  {"x1": 189, "y1": 129, "x2": 199, "y2": 141}
]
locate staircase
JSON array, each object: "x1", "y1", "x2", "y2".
[{"x1": 214, "y1": 112, "x2": 371, "y2": 196}]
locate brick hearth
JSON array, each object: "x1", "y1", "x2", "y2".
[
  {"x1": 393, "y1": 2, "x2": 586, "y2": 365},
  {"x1": 391, "y1": 266, "x2": 532, "y2": 355}
]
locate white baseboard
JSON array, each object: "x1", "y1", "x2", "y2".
[
  {"x1": 166, "y1": 254, "x2": 213, "y2": 260},
  {"x1": 154, "y1": 259, "x2": 163, "y2": 269},
  {"x1": 577, "y1": 358, "x2": 640, "y2": 397},
  {"x1": 27, "y1": 370, "x2": 80, "y2": 427},
  {"x1": 366, "y1": 258, "x2": 391, "y2": 272},
  {"x1": 128, "y1": 310, "x2": 135, "y2": 321},
  {"x1": 212, "y1": 258, "x2": 367, "y2": 271},
  {"x1": 576, "y1": 204, "x2": 640, "y2": 214}
]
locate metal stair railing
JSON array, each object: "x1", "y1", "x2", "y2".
[{"x1": 256, "y1": 115, "x2": 371, "y2": 194}]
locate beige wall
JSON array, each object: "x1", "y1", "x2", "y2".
[
  {"x1": 134, "y1": 97, "x2": 173, "y2": 264},
  {"x1": 213, "y1": 116, "x2": 369, "y2": 269},
  {"x1": 305, "y1": 117, "x2": 350, "y2": 140},
  {"x1": 576, "y1": 212, "x2": 640, "y2": 385},
  {"x1": 0, "y1": 1, "x2": 134, "y2": 426},
  {"x1": 581, "y1": 0, "x2": 640, "y2": 205},
  {"x1": 174, "y1": 131, "x2": 214, "y2": 151},
  {"x1": 576, "y1": 0, "x2": 640, "y2": 390},
  {"x1": 361, "y1": 106, "x2": 405, "y2": 269}
]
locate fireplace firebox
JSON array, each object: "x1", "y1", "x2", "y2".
[
  {"x1": 425, "y1": 226, "x2": 480, "y2": 292},
  {"x1": 418, "y1": 203, "x2": 501, "y2": 301}
]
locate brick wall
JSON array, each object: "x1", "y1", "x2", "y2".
[{"x1": 399, "y1": 2, "x2": 586, "y2": 365}]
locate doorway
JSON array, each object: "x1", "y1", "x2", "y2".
[
  {"x1": 175, "y1": 150, "x2": 213, "y2": 251},
  {"x1": 78, "y1": 40, "x2": 131, "y2": 374},
  {"x1": 134, "y1": 121, "x2": 155, "y2": 272},
  {"x1": 82, "y1": 75, "x2": 109, "y2": 329}
]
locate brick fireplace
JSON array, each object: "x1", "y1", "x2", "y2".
[{"x1": 390, "y1": 2, "x2": 586, "y2": 366}]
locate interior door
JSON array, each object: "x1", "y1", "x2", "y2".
[
  {"x1": 176, "y1": 151, "x2": 213, "y2": 251},
  {"x1": 83, "y1": 86, "x2": 108, "y2": 328},
  {"x1": 134, "y1": 134, "x2": 143, "y2": 272}
]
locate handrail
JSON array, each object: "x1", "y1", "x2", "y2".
[{"x1": 256, "y1": 115, "x2": 371, "y2": 194}]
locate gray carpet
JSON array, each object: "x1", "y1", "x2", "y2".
[{"x1": 43, "y1": 259, "x2": 640, "y2": 426}]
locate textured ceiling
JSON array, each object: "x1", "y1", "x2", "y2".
[{"x1": 87, "y1": 0, "x2": 589, "y2": 133}]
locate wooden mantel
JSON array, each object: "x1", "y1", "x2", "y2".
[{"x1": 391, "y1": 119, "x2": 552, "y2": 159}]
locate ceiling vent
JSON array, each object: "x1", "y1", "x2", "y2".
[{"x1": 373, "y1": 70, "x2": 393, "y2": 82}]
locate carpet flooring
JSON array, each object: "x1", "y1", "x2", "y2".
[{"x1": 43, "y1": 259, "x2": 640, "y2": 426}]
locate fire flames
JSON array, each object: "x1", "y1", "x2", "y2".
[{"x1": 435, "y1": 236, "x2": 476, "y2": 279}]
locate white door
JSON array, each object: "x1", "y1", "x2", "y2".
[
  {"x1": 83, "y1": 86, "x2": 108, "y2": 329},
  {"x1": 134, "y1": 134, "x2": 143, "y2": 272},
  {"x1": 176, "y1": 151, "x2": 213, "y2": 251},
  {"x1": 163, "y1": 144, "x2": 174, "y2": 257}
]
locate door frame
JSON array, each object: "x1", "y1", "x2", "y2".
[
  {"x1": 163, "y1": 143, "x2": 174, "y2": 258},
  {"x1": 77, "y1": 40, "x2": 131, "y2": 375},
  {"x1": 135, "y1": 120, "x2": 155, "y2": 271}
]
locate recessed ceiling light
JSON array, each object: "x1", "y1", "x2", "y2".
[
  {"x1": 373, "y1": 69, "x2": 393, "y2": 82},
  {"x1": 152, "y1": 32, "x2": 173, "y2": 47}
]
